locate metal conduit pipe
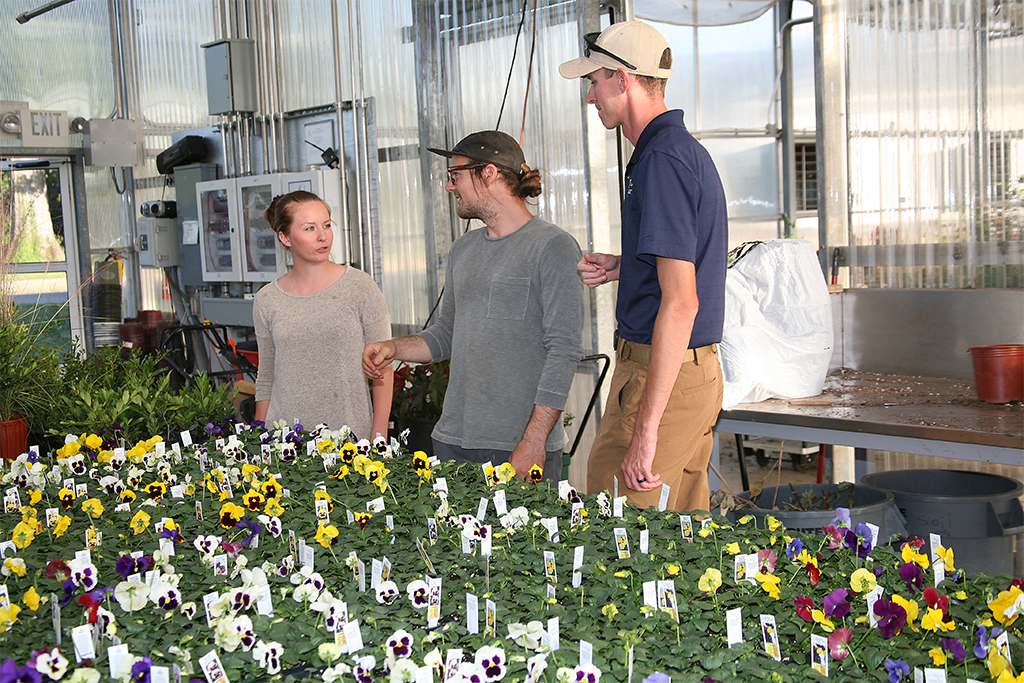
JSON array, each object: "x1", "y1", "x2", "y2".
[
  {"x1": 330, "y1": 0, "x2": 352, "y2": 265},
  {"x1": 254, "y1": 0, "x2": 269, "y2": 173},
  {"x1": 266, "y1": 0, "x2": 280, "y2": 172},
  {"x1": 354, "y1": 0, "x2": 373, "y2": 280},
  {"x1": 272, "y1": 0, "x2": 286, "y2": 170},
  {"x1": 780, "y1": 14, "x2": 813, "y2": 234},
  {"x1": 346, "y1": 0, "x2": 366, "y2": 272}
]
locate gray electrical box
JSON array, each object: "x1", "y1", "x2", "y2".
[
  {"x1": 137, "y1": 217, "x2": 181, "y2": 267},
  {"x1": 84, "y1": 118, "x2": 139, "y2": 167},
  {"x1": 202, "y1": 39, "x2": 258, "y2": 115},
  {"x1": 174, "y1": 162, "x2": 218, "y2": 287}
]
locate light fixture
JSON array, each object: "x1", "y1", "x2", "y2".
[
  {"x1": 0, "y1": 112, "x2": 21, "y2": 135},
  {"x1": 71, "y1": 117, "x2": 87, "y2": 133}
]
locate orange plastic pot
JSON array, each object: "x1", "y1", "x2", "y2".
[
  {"x1": 0, "y1": 414, "x2": 29, "y2": 462},
  {"x1": 968, "y1": 344, "x2": 1024, "y2": 403}
]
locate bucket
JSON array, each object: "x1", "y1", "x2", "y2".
[
  {"x1": 861, "y1": 469, "x2": 1024, "y2": 576},
  {"x1": 968, "y1": 345, "x2": 1023, "y2": 403},
  {"x1": 735, "y1": 483, "x2": 907, "y2": 543},
  {"x1": 0, "y1": 415, "x2": 29, "y2": 462}
]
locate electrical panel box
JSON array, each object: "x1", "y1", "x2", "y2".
[
  {"x1": 237, "y1": 174, "x2": 286, "y2": 281},
  {"x1": 280, "y1": 168, "x2": 345, "y2": 264},
  {"x1": 202, "y1": 39, "x2": 258, "y2": 115},
  {"x1": 173, "y1": 162, "x2": 218, "y2": 288},
  {"x1": 196, "y1": 179, "x2": 243, "y2": 281},
  {"x1": 137, "y1": 217, "x2": 181, "y2": 267}
]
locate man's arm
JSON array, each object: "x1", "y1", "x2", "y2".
[
  {"x1": 362, "y1": 335, "x2": 432, "y2": 380},
  {"x1": 508, "y1": 404, "x2": 562, "y2": 479},
  {"x1": 620, "y1": 257, "x2": 699, "y2": 491}
]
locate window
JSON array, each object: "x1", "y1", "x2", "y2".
[{"x1": 795, "y1": 142, "x2": 818, "y2": 212}]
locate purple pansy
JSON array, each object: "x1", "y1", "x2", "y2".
[
  {"x1": 941, "y1": 638, "x2": 967, "y2": 663},
  {"x1": 873, "y1": 599, "x2": 907, "y2": 638},
  {"x1": 824, "y1": 589, "x2": 851, "y2": 618},
  {"x1": 899, "y1": 563, "x2": 924, "y2": 593},
  {"x1": 884, "y1": 659, "x2": 910, "y2": 683}
]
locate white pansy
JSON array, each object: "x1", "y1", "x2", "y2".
[
  {"x1": 507, "y1": 621, "x2": 545, "y2": 650},
  {"x1": 114, "y1": 581, "x2": 149, "y2": 612},
  {"x1": 34, "y1": 647, "x2": 70, "y2": 680}
]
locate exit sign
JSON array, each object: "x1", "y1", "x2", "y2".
[{"x1": 23, "y1": 109, "x2": 69, "y2": 147}]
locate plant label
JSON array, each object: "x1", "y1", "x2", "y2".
[
  {"x1": 680, "y1": 515, "x2": 693, "y2": 542},
  {"x1": 493, "y1": 489, "x2": 507, "y2": 516},
  {"x1": 658, "y1": 580, "x2": 679, "y2": 623},
  {"x1": 343, "y1": 619, "x2": 363, "y2": 654},
  {"x1": 658, "y1": 484, "x2": 670, "y2": 511},
  {"x1": 180, "y1": 430, "x2": 192, "y2": 447},
  {"x1": 571, "y1": 502, "x2": 583, "y2": 529},
  {"x1": 199, "y1": 649, "x2": 228, "y2": 683},
  {"x1": 726, "y1": 607, "x2": 743, "y2": 646},
  {"x1": 427, "y1": 577, "x2": 442, "y2": 628},
  {"x1": 203, "y1": 591, "x2": 220, "y2": 628},
  {"x1": 924, "y1": 669, "x2": 947, "y2": 683},
  {"x1": 548, "y1": 616, "x2": 560, "y2": 651},
  {"x1": 152, "y1": 666, "x2": 170, "y2": 683},
  {"x1": 640, "y1": 529, "x2": 649, "y2": 555},
  {"x1": 614, "y1": 496, "x2": 624, "y2": 518},
  {"x1": 544, "y1": 551, "x2": 557, "y2": 584},
  {"x1": 466, "y1": 593, "x2": 478, "y2": 634},
  {"x1": 867, "y1": 585, "x2": 883, "y2": 626},
  {"x1": 444, "y1": 649, "x2": 463, "y2": 683},
  {"x1": 642, "y1": 581, "x2": 657, "y2": 617},
  {"x1": 614, "y1": 528, "x2": 630, "y2": 559},
  {"x1": 71, "y1": 623, "x2": 94, "y2": 662},
  {"x1": 368, "y1": 496, "x2": 385, "y2": 513},
  {"x1": 579, "y1": 640, "x2": 593, "y2": 666},
  {"x1": 485, "y1": 599, "x2": 496, "y2": 637},
  {"x1": 810, "y1": 633, "x2": 828, "y2": 676},
  {"x1": 370, "y1": 558, "x2": 382, "y2": 589},
  {"x1": 108, "y1": 643, "x2": 130, "y2": 679},
  {"x1": 481, "y1": 526, "x2": 492, "y2": 556},
  {"x1": 760, "y1": 614, "x2": 781, "y2": 661}
]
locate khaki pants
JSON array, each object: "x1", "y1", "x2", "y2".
[{"x1": 586, "y1": 346, "x2": 723, "y2": 512}]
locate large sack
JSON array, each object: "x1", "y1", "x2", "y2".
[{"x1": 719, "y1": 240, "x2": 833, "y2": 408}]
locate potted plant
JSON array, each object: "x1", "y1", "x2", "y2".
[
  {"x1": 0, "y1": 321, "x2": 60, "y2": 459},
  {"x1": 392, "y1": 358, "x2": 449, "y2": 455}
]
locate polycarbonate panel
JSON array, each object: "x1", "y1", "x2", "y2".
[
  {"x1": 844, "y1": 0, "x2": 1023, "y2": 288},
  {"x1": 704, "y1": 137, "x2": 779, "y2": 220},
  {"x1": 0, "y1": 0, "x2": 114, "y2": 121},
  {"x1": 695, "y1": 12, "x2": 777, "y2": 130}
]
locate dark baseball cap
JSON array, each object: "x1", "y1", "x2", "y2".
[{"x1": 428, "y1": 131, "x2": 526, "y2": 176}]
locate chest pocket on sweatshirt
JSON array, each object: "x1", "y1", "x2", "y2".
[{"x1": 488, "y1": 276, "x2": 531, "y2": 320}]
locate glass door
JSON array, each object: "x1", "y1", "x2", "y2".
[{"x1": 1, "y1": 157, "x2": 83, "y2": 353}]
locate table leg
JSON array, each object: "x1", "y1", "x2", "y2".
[{"x1": 734, "y1": 434, "x2": 750, "y2": 493}]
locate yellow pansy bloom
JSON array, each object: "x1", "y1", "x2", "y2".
[
  {"x1": 765, "y1": 515, "x2": 781, "y2": 532},
  {"x1": 935, "y1": 545, "x2": 955, "y2": 571},
  {"x1": 892, "y1": 594, "x2": 919, "y2": 631},
  {"x1": 241, "y1": 463, "x2": 261, "y2": 482},
  {"x1": 921, "y1": 606, "x2": 953, "y2": 632},
  {"x1": 28, "y1": 489, "x2": 42, "y2": 506},
  {"x1": 96, "y1": 450, "x2": 113, "y2": 463},
  {"x1": 130, "y1": 510, "x2": 151, "y2": 535},
  {"x1": 811, "y1": 609, "x2": 835, "y2": 633},
  {"x1": 53, "y1": 514, "x2": 71, "y2": 538},
  {"x1": 849, "y1": 568, "x2": 877, "y2": 593},
  {"x1": 11, "y1": 520, "x2": 37, "y2": 549},
  {"x1": 666, "y1": 564, "x2": 681, "y2": 576},
  {"x1": 85, "y1": 434, "x2": 103, "y2": 450},
  {"x1": 315, "y1": 523, "x2": 339, "y2": 548},
  {"x1": 3, "y1": 558, "x2": 27, "y2": 577},
  {"x1": 928, "y1": 647, "x2": 946, "y2": 666},
  {"x1": 22, "y1": 586, "x2": 41, "y2": 611},
  {"x1": 602, "y1": 603, "x2": 619, "y2": 621},
  {"x1": 901, "y1": 543, "x2": 930, "y2": 569},
  {"x1": 756, "y1": 572, "x2": 781, "y2": 600},
  {"x1": 264, "y1": 497, "x2": 285, "y2": 516},
  {"x1": 496, "y1": 462, "x2": 516, "y2": 483},
  {"x1": 0, "y1": 603, "x2": 22, "y2": 632},
  {"x1": 988, "y1": 585, "x2": 1024, "y2": 626},
  {"x1": 698, "y1": 568, "x2": 722, "y2": 593},
  {"x1": 528, "y1": 465, "x2": 544, "y2": 483},
  {"x1": 795, "y1": 549, "x2": 816, "y2": 566},
  {"x1": 724, "y1": 542, "x2": 741, "y2": 555},
  {"x1": 353, "y1": 454, "x2": 372, "y2": 475}
]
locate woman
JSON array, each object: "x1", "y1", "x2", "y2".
[{"x1": 253, "y1": 190, "x2": 392, "y2": 439}]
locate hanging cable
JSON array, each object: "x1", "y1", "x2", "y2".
[
  {"x1": 518, "y1": 0, "x2": 540, "y2": 146},
  {"x1": 495, "y1": 0, "x2": 531, "y2": 130}
]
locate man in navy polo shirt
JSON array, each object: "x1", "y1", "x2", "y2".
[{"x1": 560, "y1": 20, "x2": 728, "y2": 512}]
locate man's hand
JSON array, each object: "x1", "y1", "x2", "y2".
[
  {"x1": 362, "y1": 341, "x2": 397, "y2": 380},
  {"x1": 621, "y1": 431, "x2": 662, "y2": 492},
  {"x1": 578, "y1": 252, "x2": 620, "y2": 288},
  {"x1": 509, "y1": 440, "x2": 547, "y2": 481}
]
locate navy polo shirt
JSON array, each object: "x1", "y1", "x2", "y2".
[{"x1": 616, "y1": 109, "x2": 728, "y2": 347}]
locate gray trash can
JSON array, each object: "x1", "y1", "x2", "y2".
[{"x1": 860, "y1": 469, "x2": 1024, "y2": 577}]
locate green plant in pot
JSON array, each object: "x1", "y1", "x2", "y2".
[
  {"x1": 392, "y1": 358, "x2": 449, "y2": 455},
  {"x1": 0, "y1": 320, "x2": 60, "y2": 459}
]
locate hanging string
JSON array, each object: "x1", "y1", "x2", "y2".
[
  {"x1": 495, "y1": 0, "x2": 531, "y2": 131},
  {"x1": 518, "y1": 0, "x2": 540, "y2": 147}
]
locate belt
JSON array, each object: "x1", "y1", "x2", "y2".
[{"x1": 614, "y1": 332, "x2": 716, "y2": 366}]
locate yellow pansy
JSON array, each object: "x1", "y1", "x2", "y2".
[
  {"x1": 724, "y1": 542, "x2": 741, "y2": 555},
  {"x1": 901, "y1": 543, "x2": 930, "y2": 569},
  {"x1": 602, "y1": 603, "x2": 619, "y2": 622},
  {"x1": 765, "y1": 515, "x2": 781, "y2": 532},
  {"x1": 316, "y1": 438, "x2": 337, "y2": 454},
  {"x1": 53, "y1": 514, "x2": 71, "y2": 538},
  {"x1": 85, "y1": 434, "x2": 103, "y2": 450},
  {"x1": 340, "y1": 442, "x2": 357, "y2": 463},
  {"x1": 988, "y1": 585, "x2": 1024, "y2": 626},
  {"x1": 364, "y1": 462, "x2": 391, "y2": 492},
  {"x1": 849, "y1": 568, "x2": 877, "y2": 593},
  {"x1": 315, "y1": 523, "x2": 339, "y2": 548},
  {"x1": 0, "y1": 603, "x2": 22, "y2": 632},
  {"x1": 353, "y1": 454, "x2": 372, "y2": 475},
  {"x1": 495, "y1": 462, "x2": 516, "y2": 483},
  {"x1": 11, "y1": 520, "x2": 36, "y2": 549},
  {"x1": 264, "y1": 497, "x2": 285, "y2": 516},
  {"x1": 795, "y1": 549, "x2": 816, "y2": 567},
  {"x1": 738, "y1": 515, "x2": 754, "y2": 525},
  {"x1": 218, "y1": 502, "x2": 245, "y2": 529},
  {"x1": 921, "y1": 607, "x2": 954, "y2": 632},
  {"x1": 935, "y1": 545, "x2": 955, "y2": 571},
  {"x1": 22, "y1": 586, "x2": 41, "y2": 611},
  {"x1": 130, "y1": 509, "x2": 151, "y2": 535},
  {"x1": 928, "y1": 647, "x2": 946, "y2": 666},
  {"x1": 3, "y1": 558, "x2": 27, "y2": 577},
  {"x1": 698, "y1": 568, "x2": 722, "y2": 593},
  {"x1": 120, "y1": 490, "x2": 137, "y2": 504},
  {"x1": 81, "y1": 498, "x2": 104, "y2": 518},
  {"x1": 756, "y1": 572, "x2": 781, "y2": 600},
  {"x1": 528, "y1": 465, "x2": 544, "y2": 483},
  {"x1": 241, "y1": 463, "x2": 261, "y2": 482},
  {"x1": 811, "y1": 609, "x2": 835, "y2": 633},
  {"x1": 892, "y1": 594, "x2": 919, "y2": 632},
  {"x1": 28, "y1": 489, "x2": 42, "y2": 506},
  {"x1": 96, "y1": 450, "x2": 113, "y2": 463},
  {"x1": 666, "y1": 564, "x2": 681, "y2": 576}
]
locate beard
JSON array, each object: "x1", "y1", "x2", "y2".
[{"x1": 456, "y1": 197, "x2": 497, "y2": 223}]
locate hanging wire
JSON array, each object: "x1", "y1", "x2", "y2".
[
  {"x1": 518, "y1": 0, "x2": 540, "y2": 146},
  {"x1": 495, "y1": 0, "x2": 532, "y2": 130}
]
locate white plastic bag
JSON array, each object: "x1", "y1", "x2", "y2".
[{"x1": 719, "y1": 239, "x2": 833, "y2": 408}]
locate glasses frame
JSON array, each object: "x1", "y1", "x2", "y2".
[
  {"x1": 583, "y1": 32, "x2": 637, "y2": 71},
  {"x1": 446, "y1": 162, "x2": 485, "y2": 185}
]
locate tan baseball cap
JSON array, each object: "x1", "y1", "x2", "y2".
[{"x1": 559, "y1": 20, "x2": 674, "y2": 80}]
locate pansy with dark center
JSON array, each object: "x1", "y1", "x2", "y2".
[
  {"x1": 873, "y1": 599, "x2": 907, "y2": 638},
  {"x1": 941, "y1": 637, "x2": 966, "y2": 662},
  {"x1": 794, "y1": 595, "x2": 813, "y2": 622},
  {"x1": 899, "y1": 563, "x2": 924, "y2": 593},
  {"x1": 884, "y1": 658, "x2": 910, "y2": 683},
  {"x1": 387, "y1": 630, "x2": 413, "y2": 657},
  {"x1": 0, "y1": 659, "x2": 42, "y2": 683},
  {"x1": 131, "y1": 657, "x2": 153, "y2": 683}
]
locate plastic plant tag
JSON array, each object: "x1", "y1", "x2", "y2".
[
  {"x1": 466, "y1": 593, "x2": 478, "y2": 634},
  {"x1": 811, "y1": 634, "x2": 828, "y2": 676},
  {"x1": 579, "y1": 640, "x2": 593, "y2": 666},
  {"x1": 485, "y1": 599, "x2": 496, "y2": 637},
  {"x1": 444, "y1": 650, "x2": 463, "y2": 683},
  {"x1": 760, "y1": 614, "x2": 781, "y2": 661},
  {"x1": 548, "y1": 616, "x2": 560, "y2": 651},
  {"x1": 680, "y1": 515, "x2": 694, "y2": 542},
  {"x1": 198, "y1": 649, "x2": 229, "y2": 683},
  {"x1": 639, "y1": 529, "x2": 649, "y2": 555},
  {"x1": 493, "y1": 489, "x2": 507, "y2": 516},
  {"x1": 614, "y1": 528, "x2": 630, "y2": 559},
  {"x1": 658, "y1": 483, "x2": 670, "y2": 511},
  {"x1": 726, "y1": 607, "x2": 743, "y2": 646},
  {"x1": 544, "y1": 551, "x2": 557, "y2": 584}
]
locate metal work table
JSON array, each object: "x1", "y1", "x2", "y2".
[{"x1": 711, "y1": 369, "x2": 1024, "y2": 491}]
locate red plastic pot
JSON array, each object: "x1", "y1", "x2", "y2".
[
  {"x1": 969, "y1": 344, "x2": 1024, "y2": 403},
  {"x1": 0, "y1": 415, "x2": 29, "y2": 462}
]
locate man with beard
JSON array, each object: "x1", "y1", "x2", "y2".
[{"x1": 363, "y1": 131, "x2": 583, "y2": 481}]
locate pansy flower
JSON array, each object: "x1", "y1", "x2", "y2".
[
  {"x1": 256, "y1": 514, "x2": 282, "y2": 538},
  {"x1": 900, "y1": 541, "x2": 930, "y2": 569},
  {"x1": 364, "y1": 461, "x2": 390, "y2": 492},
  {"x1": 830, "y1": 507, "x2": 851, "y2": 528},
  {"x1": 941, "y1": 637, "x2": 967, "y2": 662},
  {"x1": 899, "y1": 563, "x2": 924, "y2": 593},
  {"x1": 407, "y1": 580, "x2": 429, "y2": 609},
  {"x1": 508, "y1": 621, "x2": 545, "y2": 650},
  {"x1": 260, "y1": 477, "x2": 281, "y2": 499},
  {"x1": 264, "y1": 497, "x2": 285, "y2": 517},
  {"x1": 242, "y1": 489, "x2": 265, "y2": 511},
  {"x1": 0, "y1": 659, "x2": 38, "y2": 683},
  {"x1": 828, "y1": 627, "x2": 851, "y2": 660},
  {"x1": 144, "y1": 481, "x2": 166, "y2": 499},
  {"x1": 923, "y1": 586, "x2": 949, "y2": 613},
  {"x1": 474, "y1": 646, "x2": 507, "y2": 681},
  {"x1": 755, "y1": 572, "x2": 781, "y2": 600},
  {"x1": 387, "y1": 629, "x2": 414, "y2": 658},
  {"x1": 21, "y1": 586, "x2": 40, "y2": 611},
  {"x1": 698, "y1": 568, "x2": 722, "y2": 594},
  {"x1": 2, "y1": 558, "x2": 27, "y2": 577},
  {"x1": 193, "y1": 534, "x2": 221, "y2": 556},
  {"x1": 376, "y1": 580, "x2": 399, "y2": 605},
  {"x1": 129, "y1": 509, "x2": 151, "y2": 535},
  {"x1": 114, "y1": 581, "x2": 149, "y2": 612},
  {"x1": 11, "y1": 521, "x2": 36, "y2": 549},
  {"x1": 784, "y1": 537, "x2": 803, "y2": 560},
  {"x1": 528, "y1": 464, "x2": 543, "y2": 483},
  {"x1": 891, "y1": 594, "x2": 919, "y2": 631},
  {"x1": 252, "y1": 639, "x2": 282, "y2": 674},
  {"x1": 757, "y1": 549, "x2": 777, "y2": 574},
  {"x1": 873, "y1": 598, "x2": 907, "y2": 638},
  {"x1": 988, "y1": 584, "x2": 1024, "y2": 625},
  {"x1": 237, "y1": 516, "x2": 262, "y2": 547},
  {"x1": 824, "y1": 589, "x2": 851, "y2": 618},
  {"x1": 219, "y1": 502, "x2": 245, "y2": 529},
  {"x1": 975, "y1": 624, "x2": 1003, "y2": 659},
  {"x1": 67, "y1": 559, "x2": 98, "y2": 591},
  {"x1": 56, "y1": 488, "x2": 74, "y2": 509},
  {"x1": 525, "y1": 655, "x2": 548, "y2": 683},
  {"x1": 45, "y1": 559, "x2": 71, "y2": 581},
  {"x1": 314, "y1": 523, "x2": 339, "y2": 548},
  {"x1": 921, "y1": 606, "x2": 955, "y2": 632},
  {"x1": 33, "y1": 647, "x2": 69, "y2": 680},
  {"x1": 568, "y1": 664, "x2": 602, "y2": 683},
  {"x1": 340, "y1": 442, "x2": 357, "y2": 464},
  {"x1": 850, "y1": 567, "x2": 877, "y2": 593},
  {"x1": 884, "y1": 658, "x2": 910, "y2": 683},
  {"x1": 52, "y1": 514, "x2": 71, "y2": 538}
]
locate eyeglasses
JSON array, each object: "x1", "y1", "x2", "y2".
[
  {"x1": 584, "y1": 32, "x2": 636, "y2": 71},
  {"x1": 446, "y1": 162, "x2": 484, "y2": 185}
]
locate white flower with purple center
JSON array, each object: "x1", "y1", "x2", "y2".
[
  {"x1": 474, "y1": 646, "x2": 506, "y2": 681},
  {"x1": 386, "y1": 629, "x2": 413, "y2": 658},
  {"x1": 559, "y1": 664, "x2": 601, "y2": 683},
  {"x1": 193, "y1": 534, "x2": 221, "y2": 556},
  {"x1": 179, "y1": 601, "x2": 197, "y2": 620},
  {"x1": 353, "y1": 656, "x2": 376, "y2": 683},
  {"x1": 257, "y1": 514, "x2": 283, "y2": 538},
  {"x1": 406, "y1": 580, "x2": 429, "y2": 609},
  {"x1": 458, "y1": 662, "x2": 487, "y2": 683},
  {"x1": 252, "y1": 640, "x2": 283, "y2": 674},
  {"x1": 372, "y1": 435, "x2": 391, "y2": 458},
  {"x1": 68, "y1": 558, "x2": 98, "y2": 591},
  {"x1": 500, "y1": 507, "x2": 529, "y2": 531},
  {"x1": 153, "y1": 584, "x2": 182, "y2": 611},
  {"x1": 310, "y1": 590, "x2": 346, "y2": 632},
  {"x1": 34, "y1": 647, "x2": 69, "y2": 680},
  {"x1": 355, "y1": 439, "x2": 372, "y2": 456},
  {"x1": 376, "y1": 580, "x2": 400, "y2": 605},
  {"x1": 525, "y1": 655, "x2": 548, "y2": 683}
]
